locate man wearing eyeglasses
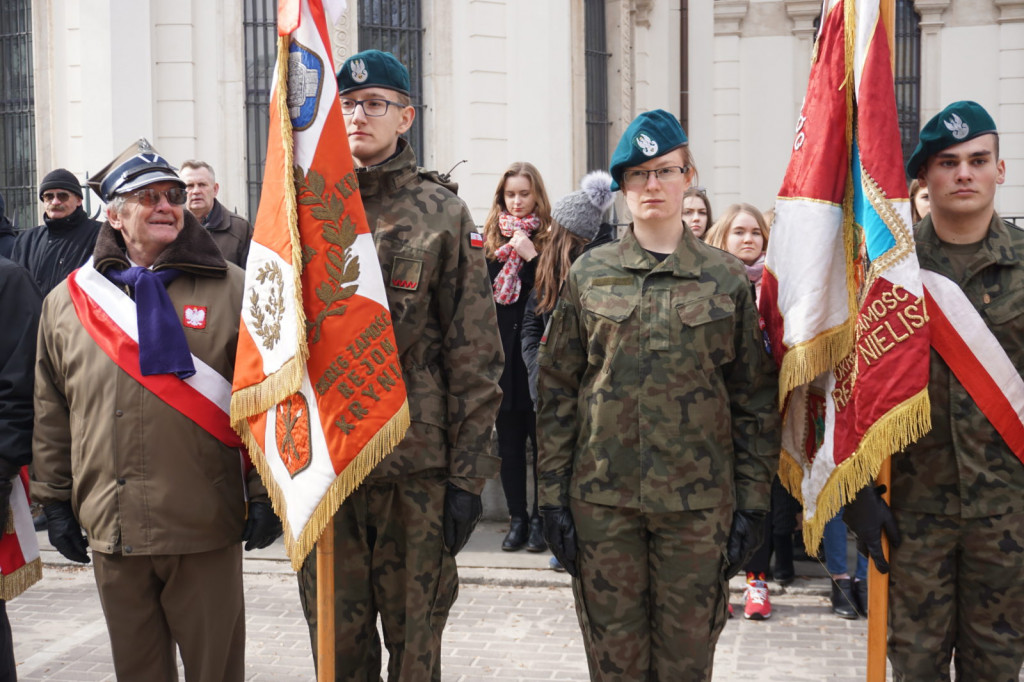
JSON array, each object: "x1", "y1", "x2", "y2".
[
  {"x1": 31, "y1": 139, "x2": 280, "y2": 681},
  {"x1": 11, "y1": 168, "x2": 101, "y2": 295},
  {"x1": 296, "y1": 50, "x2": 503, "y2": 680}
]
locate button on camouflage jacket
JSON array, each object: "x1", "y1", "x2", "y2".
[
  {"x1": 892, "y1": 214, "x2": 1024, "y2": 517},
  {"x1": 536, "y1": 224, "x2": 779, "y2": 513},
  {"x1": 356, "y1": 140, "x2": 504, "y2": 494}
]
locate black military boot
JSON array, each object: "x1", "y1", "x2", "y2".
[
  {"x1": 526, "y1": 515, "x2": 546, "y2": 552},
  {"x1": 831, "y1": 578, "x2": 859, "y2": 619},
  {"x1": 502, "y1": 516, "x2": 529, "y2": 551}
]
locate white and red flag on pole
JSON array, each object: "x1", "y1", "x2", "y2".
[
  {"x1": 759, "y1": 0, "x2": 931, "y2": 549},
  {"x1": 230, "y1": 0, "x2": 409, "y2": 569}
]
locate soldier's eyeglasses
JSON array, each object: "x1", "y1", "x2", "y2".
[
  {"x1": 339, "y1": 97, "x2": 406, "y2": 117},
  {"x1": 621, "y1": 166, "x2": 691, "y2": 189},
  {"x1": 41, "y1": 191, "x2": 73, "y2": 203},
  {"x1": 125, "y1": 187, "x2": 188, "y2": 207}
]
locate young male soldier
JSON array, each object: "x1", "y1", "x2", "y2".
[
  {"x1": 32, "y1": 141, "x2": 280, "y2": 681},
  {"x1": 179, "y1": 160, "x2": 253, "y2": 268},
  {"x1": 845, "y1": 100, "x2": 1024, "y2": 680},
  {"x1": 296, "y1": 50, "x2": 503, "y2": 680},
  {"x1": 537, "y1": 110, "x2": 780, "y2": 680}
]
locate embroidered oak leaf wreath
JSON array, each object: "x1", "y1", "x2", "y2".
[
  {"x1": 296, "y1": 167, "x2": 361, "y2": 343},
  {"x1": 249, "y1": 262, "x2": 285, "y2": 350}
]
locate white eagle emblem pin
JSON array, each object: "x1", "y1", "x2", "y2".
[
  {"x1": 350, "y1": 59, "x2": 369, "y2": 83},
  {"x1": 183, "y1": 305, "x2": 207, "y2": 330},
  {"x1": 944, "y1": 113, "x2": 969, "y2": 140},
  {"x1": 635, "y1": 132, "x2": 659, "y2": 157}
]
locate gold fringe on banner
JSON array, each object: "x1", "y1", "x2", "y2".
[
  {"x1": 0, "y1": 558, "x2": 42, "y2": 601},
  {"x1": 236, "y1": 401, "x2": 411, "y2": 570},
  {"x1": 801, "y1": 388, "x2": 931, "y2": 554}
]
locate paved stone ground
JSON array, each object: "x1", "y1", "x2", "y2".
[{"x1": 10, "y1": 565, "x2": 883, "y2": 682}]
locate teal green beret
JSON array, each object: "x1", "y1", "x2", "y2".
[
  {"x1": 337, "y1": 49, "x2": 410, "y2": 96},
  {"x1": 906, "y1": 100, "x2": 998, "y2": 179},
  {"x1": 608, "y1": 110, "x2": 688, "y2": 191}
]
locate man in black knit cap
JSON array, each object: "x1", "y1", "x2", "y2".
[{"x1": 11, "y1": 167, "x2": 101, "y2": 295}]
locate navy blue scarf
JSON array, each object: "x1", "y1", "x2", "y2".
[{"x1": 105, "y1": 266, "x2": 196, "y2": 379}]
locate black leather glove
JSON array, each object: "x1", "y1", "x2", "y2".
[
  {"x1": 242, "y1": 501, "x2": 283, "y2": 551},
  {"x1": 539, "y1": 505, "x2": 578, "y2": 578},
  {"x1": 443, "y1": 483, "x2": 482, "y2": 556},
  {"x1": 0, "y1": 460, "x2": 19, "y2": 533},
  {"x1": 724, "y1": 509, "x2": 767, "y2": 580},
  {"x1": 44, "y1": 501, "x2": 90, "y2": 564},
  {"x1": 844, "y1": 484, "x2": 901, "y2": 574}
]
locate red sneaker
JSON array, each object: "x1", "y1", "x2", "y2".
[{"x1": 743, "y1": 572, "x2": 772, "y2": 620}]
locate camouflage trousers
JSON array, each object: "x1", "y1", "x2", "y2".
[
  {"x1": 297, "y1": 473, "x2": 459, "y2": 682},
  {"x1": 569, "y1": 498, "x2": 731, "y2": 682},
  {"x1": 888, "y1": 509, "x2": 1024, "y2": 681}
]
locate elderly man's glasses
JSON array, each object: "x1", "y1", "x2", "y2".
[
  {"x1": 125, "y1": 187, "x2": 188, "y2": 207},
  {"x1": 41, "y1": 191, "x2": 73, "y2": 204},
  {"x1": 621, "y1": 166, "x2": 690, "y2": 189},
  {"x1": 339, "y1": 97, "x2": 406, "y2": 117}
]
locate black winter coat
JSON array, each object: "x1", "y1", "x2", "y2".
[
  {"x1": 10, "y1": 206, "x2": 101, "y2": 294},
  {"x1": 487, "y1": 256, "x2": 537, "y2": 413},
  {"x1": 0, "y1": 256, "x2": 42, "y2": 467}
]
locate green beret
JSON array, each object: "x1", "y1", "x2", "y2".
[
  {"x1": 906, "y1": 100, "x2": 998, "y2": 179},
  {"x1": 337, "y1": 49, "x2": 410, "y2": 96},
  {"x1": 608, "y1": 109, "x2": 688, "y2": 191}
]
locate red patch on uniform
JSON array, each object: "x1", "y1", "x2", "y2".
[
  {"x1": 183, "y1": 305, "x2": 207, "y2": 329},
  {"x1": 469, "y1": 232, "x2": 484, "y2": 249}
]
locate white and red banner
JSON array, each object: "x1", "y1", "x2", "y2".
[
  {"x1": 759, "y1": 0, "x2": 931, "y2": 549},
  {"x1": 0, "y1": 469, "x2": 41, "y2": 600},
  {"x1": 230, "y1": 0, "x2": 409, "y2": 569}
]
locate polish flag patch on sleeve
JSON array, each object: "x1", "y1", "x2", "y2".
[{"x1": 469, "y1": 232, "x2": 484, "y2": 249}]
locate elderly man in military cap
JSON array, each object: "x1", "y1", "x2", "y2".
[
  {"x1": 845, "y1": 101, "x2": 1024, "y2": 680},
  {"x1": 31, "y1": 139, "x2": 281, "y2": 682},
  {"x1": 11, "y1": 167, "x2": 101, "y2": 295},
  {"x1": 537, "y1": 110, "x2": 779, "y2": 680},
  {"x1": 295, "y1": 50, "x2": 503, "y2": 681}
]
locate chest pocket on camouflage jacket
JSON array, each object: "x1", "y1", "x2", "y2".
[
  {"x1": 676, "y1": 293, "x2": 736, "y2": 373},
  {"x1": 580, "y1": 280, "x2": 638, "y2": 368}
]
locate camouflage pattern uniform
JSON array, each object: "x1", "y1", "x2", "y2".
[
  {"x1": 297, "y1": 139, "x2": 503, "y2": 681},
  {"x1": 887, "y1": 214, "x2": 1024, "y2": 681},
  {"x1": 537, "y1": 225, "x2": 779, "y2": 681}
]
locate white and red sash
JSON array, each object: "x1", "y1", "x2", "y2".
[
  {"x1": 922, "y1": 270, "x2": 1024, "y2": 461},
  {"x1": 67, "y1": 260, "x2": 243, "y2": 450},
  {"x1": 0, "y1": 468, "x2": 42, "y2": 599}
]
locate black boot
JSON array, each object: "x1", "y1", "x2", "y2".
[
  {"x1": 831, "y1": 578, "x2": 859, "y2": 619},
  {"x1": 526, "y1": 515, "x2": 546, "y2": 552},
  {"x1": 502, "y1": 516, "x2": 529, "y2": 551},
  {"x1": 772, "y1": 533, "x2": 795, "y2": 586},
  {"x1": 853, "y1": 578, "x2": 868, "y2": 616}
]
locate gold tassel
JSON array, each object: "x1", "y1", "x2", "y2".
[{"x1": 0, "y1": 558, "x2": 42, "y2": 601}]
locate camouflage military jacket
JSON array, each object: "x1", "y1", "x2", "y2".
[
  {"x1": 536, "y1": 225, "x2": 779, "y2": 513},
  {"x1": 892, "y1": 214, "x2": 1024, "y2": 518},
  {"x1": 356, "y1": 140, "x2": 504, "y2": 493}
]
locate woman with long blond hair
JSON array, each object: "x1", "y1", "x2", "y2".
[
  {"x1": 705, "y1": 203, "x2": 771, "y2": 302},
  {"x1": 482, "y1": 162, "x2": 552, "y2": 552}
]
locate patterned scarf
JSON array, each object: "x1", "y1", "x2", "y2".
[{"x1": 492, "y1": 212, "x2": 541, "y2": 305}]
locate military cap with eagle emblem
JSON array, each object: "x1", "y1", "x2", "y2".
[
  {"x1": 336, "y1": 49, "x2": 410, "y2": 96},
  {"x1": 88, "y1": 138, "x2": 185, "y2": 202},
  {"x1": 906, "y1": 100, "x2": 998, "y2": 180},
  {"x1": 608, "y1": 109, "x2": 689, "y2": 191}
]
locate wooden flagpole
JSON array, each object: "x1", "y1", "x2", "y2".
[
  {"x1": 866, "y1": 3, "x2": 896, "y2": 680},
  {"x1": 317, "y1": 519, "x2": 335, "y2": 682}
]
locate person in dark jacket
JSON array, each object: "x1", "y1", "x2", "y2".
[
  {"x1": 11, "y1": 168, "x2": 101, "y2": 295},
  {"x1": 0, "y1": 191, "x2": 16, "y2": 258},
  {"x1": 179, "y1": 160, "x2": 253, "y2": 268},
  {"x1": 521, "y1": 171, "x2": 616, "y2": 411},
  {"x1": 0, "y1": 254, "x2": 43, "y2": 680},
  {"x1": 482, "y1": 162, "x2": 553, "y2": 552}
]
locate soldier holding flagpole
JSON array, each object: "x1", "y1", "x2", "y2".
[{"x1": 845, "y1": 100, "x2": 1024, "y2": 681}]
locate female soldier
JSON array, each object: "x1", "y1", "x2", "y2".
[{"x1": 536, "y1": 110, "x2": 779, "y2": 681}]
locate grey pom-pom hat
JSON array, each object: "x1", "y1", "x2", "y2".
[{"x1": 552, "y1": 170, "x2": 615, "y2": 241}]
